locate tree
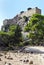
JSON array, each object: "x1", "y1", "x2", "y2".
[
  {"x1": 8, "y1": 24, "x2": 22, "y2": 46},
  {"x1": 0, "y1": 24, "x2": 22, "y2": 50},
  {"x1": 0, "y1": 31, "x2": 10, "y2": 47},
  {"x1": 24, "y1": 14, "x2": 44, "y2": 45}
]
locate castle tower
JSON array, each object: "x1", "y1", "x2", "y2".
[{"x1": 34, "y1": 7, "x2": 41, "y2": 14}]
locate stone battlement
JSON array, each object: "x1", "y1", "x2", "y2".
[{"x1": 19, "y1": 7, "x2": 41, "y2": 17}]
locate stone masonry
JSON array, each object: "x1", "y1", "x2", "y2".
[{"x1": 2, "y1": 7, "x2": 41, "y2": 31}]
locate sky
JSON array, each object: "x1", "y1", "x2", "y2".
[{"x1": 0, "y1": 0, "x2": 44, "y2": 30}]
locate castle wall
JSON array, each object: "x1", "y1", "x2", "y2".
[{"x1": 20, "y1": 7, "x2": 41, "y2": 17}]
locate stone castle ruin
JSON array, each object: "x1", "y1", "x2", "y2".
[{"x1": 2, "y1": 7, "x2": 41, "y2": 31}]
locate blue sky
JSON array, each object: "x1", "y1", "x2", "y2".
[{"x1": 0, "y1": 0, "x2": 44, "y2": 29}]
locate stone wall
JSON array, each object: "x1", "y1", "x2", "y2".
[{"x1": 19, "y1": 7, "x2": 41, "y2": 17}]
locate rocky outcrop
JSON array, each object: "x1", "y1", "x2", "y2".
[
  {"x1": 2, "y1": 15, "x2": 29, "y2": 31},
  {"x1": 2, "y1": 7, "x2": 41, "y2": 32}
]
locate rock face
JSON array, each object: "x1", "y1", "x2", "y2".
[
  {"x1": 2, "y1": 7, "x2": 41, "y2": 32},
  {"x1": 2, "y1": 15, "x2": 29, "y2": 32}
]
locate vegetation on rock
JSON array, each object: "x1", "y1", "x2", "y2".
[
  {"x1": 0, "y1": 14, "x2": 44, "y2": 50},
  {"x1": 24, "y1": 14, "x2": 44, "y2": 45}
]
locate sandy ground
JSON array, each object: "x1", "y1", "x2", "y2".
[{"x1": 0, "y1": 46, "x2": 44, "y2": 65}]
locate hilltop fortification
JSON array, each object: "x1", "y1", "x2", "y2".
[{"x1": 2, "y1": 7, "x2": 41, "y2": 31}]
